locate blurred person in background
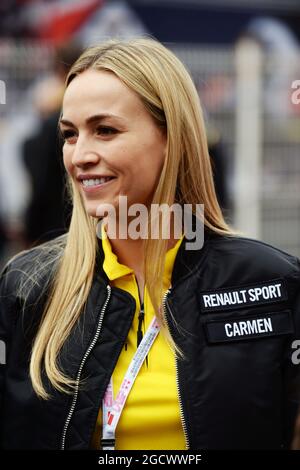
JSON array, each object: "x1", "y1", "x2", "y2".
[
  {"x1": 0, "y1": 218, "x2": 7, "y2": 267},
  {"x1": 207, "y1": 127, "x2": 229, "y2": 217},
  {"x1": 198, "y1": 79, "x2": 232, "y2": 221},
  {"x1": 22, "y1": 43, "x2": 81, "y2": 246}
]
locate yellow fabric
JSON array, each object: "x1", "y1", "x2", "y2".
[{"x1": 91, "y1": 227, "x2": 186, "y2": 450}]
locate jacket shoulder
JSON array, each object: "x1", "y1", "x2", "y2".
[
  {"x1": 208, "y1": 235, "x2": 300, "y2": 278},
  {"x1": 0, "y1": 234, "x2": 66, "y2": 300},
  {"x1": 0, "y1": 235, "x2": 66, "y2": 350}
]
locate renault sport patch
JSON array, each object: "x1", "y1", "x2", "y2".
[
  {"x1": 203, "y1": 310, "x2": 293, "y2": 343},
  {"x1": 199, "y1": 279, "x2": 288, "y2": 312}
]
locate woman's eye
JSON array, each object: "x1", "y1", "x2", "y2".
[
  {"x1": 96, "y1": 126, "x2": 117, "y2": 136},
  {"x1": 60, "y1": 129, "x2": 77, "y2": 143}
]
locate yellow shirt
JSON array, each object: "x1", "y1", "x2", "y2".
[{"x1": 91, "y1": 229, "x2": 186, "y2": 450}]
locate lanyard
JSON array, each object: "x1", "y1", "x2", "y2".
[{"x1": 101, "y1": 316, "x2": 160, "y2": 450}]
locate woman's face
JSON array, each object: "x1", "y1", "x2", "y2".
[{"x1": 60, "y1": 69, "x2": 167, "y2": 219}]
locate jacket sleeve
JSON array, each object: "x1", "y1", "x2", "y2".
[{"x1": 284, "y1": 259, "x2": 300, "y2": 449}]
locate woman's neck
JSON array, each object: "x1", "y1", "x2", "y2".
[
  {"x1": 108, "y1": 233, "x2": 179, "y2": 275},
  {"x1": 109, "y1": 236, "x2": 145, "y2": 277},
  {"x1": 108, "y1": 235, "x2": 179, "y2": 305},
  {"x1": 104, "y1": 213, "x2": 182, "y2": 277}
]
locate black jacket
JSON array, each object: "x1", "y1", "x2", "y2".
[{"x1": 0, "y1": 232, "x2": 300, "y2": 450}]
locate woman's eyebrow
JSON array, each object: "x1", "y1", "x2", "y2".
[{"x1": 59, "y1": 113, "x2": 126, "y2": 127}]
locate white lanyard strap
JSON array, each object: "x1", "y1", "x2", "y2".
[{"x1": 101, "y1": 316, "x2": 160, "y2": 450}]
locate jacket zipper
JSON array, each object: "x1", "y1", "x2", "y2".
[
  {"x1": 162, "y1": 289, "x2": 190, "y2": 450},
  {"x1": 60, "y1": 284, "x2": 111, "y2": 450},
  {"x1": 137, "y1": 302, "x2": 145, "y2": 347}
]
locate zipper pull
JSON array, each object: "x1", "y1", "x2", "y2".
[
  {"x1": 137, "y1": 303, "x2": 144, "y2": 348},
  {"x1": 137, "y1": 303, "x2": 149, "y2": 367}
]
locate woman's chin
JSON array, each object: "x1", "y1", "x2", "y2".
[
  {"x1": 83, "y1": 204, "x2": 100, "y2": 219},
  {"x1": 84, "y1": 203, "x2": 117, "y2": 221}
]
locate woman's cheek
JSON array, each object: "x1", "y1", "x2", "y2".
[{"x1": 63, "y1": 148, "x2": 72, "y2": 174}]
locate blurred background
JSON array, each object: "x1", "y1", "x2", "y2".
[{"x1": 0, "y1": 0, "x2": 300, "y2": 269}]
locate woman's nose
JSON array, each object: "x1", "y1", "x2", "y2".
[{"x1": 71, "y1": 135, "x2": 100, "y2": 167}]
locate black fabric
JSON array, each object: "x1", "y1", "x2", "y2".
[{"x1": 0, "y1": 234, "x2": 300, "y2": 449}]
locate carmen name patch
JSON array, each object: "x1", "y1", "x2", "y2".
[
  {"x1": 199, "y1": 279, "x2": 288, "y2": 312},
  {"x1": 203, "y1": 310, "x2": 293, "y2": 343}
]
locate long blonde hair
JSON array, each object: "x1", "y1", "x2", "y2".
[{"x1": 30, "y1": 37, "x2": 233, "y2": 399}]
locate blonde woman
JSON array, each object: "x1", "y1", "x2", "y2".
[{"x1": 0, "y1": 38, "x2": 300, "y2": 450}]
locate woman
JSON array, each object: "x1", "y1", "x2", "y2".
[{"x1": 0, "y1": 38, "x2": 300, "y2": 450}]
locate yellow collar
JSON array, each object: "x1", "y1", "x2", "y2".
[{"x1": 101, "y1": 223, "x2": 183, "y2": 282}]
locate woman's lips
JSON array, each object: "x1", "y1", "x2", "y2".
[{"x1": 80, "y1": 177, "x2": 116, "y2": 193}]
